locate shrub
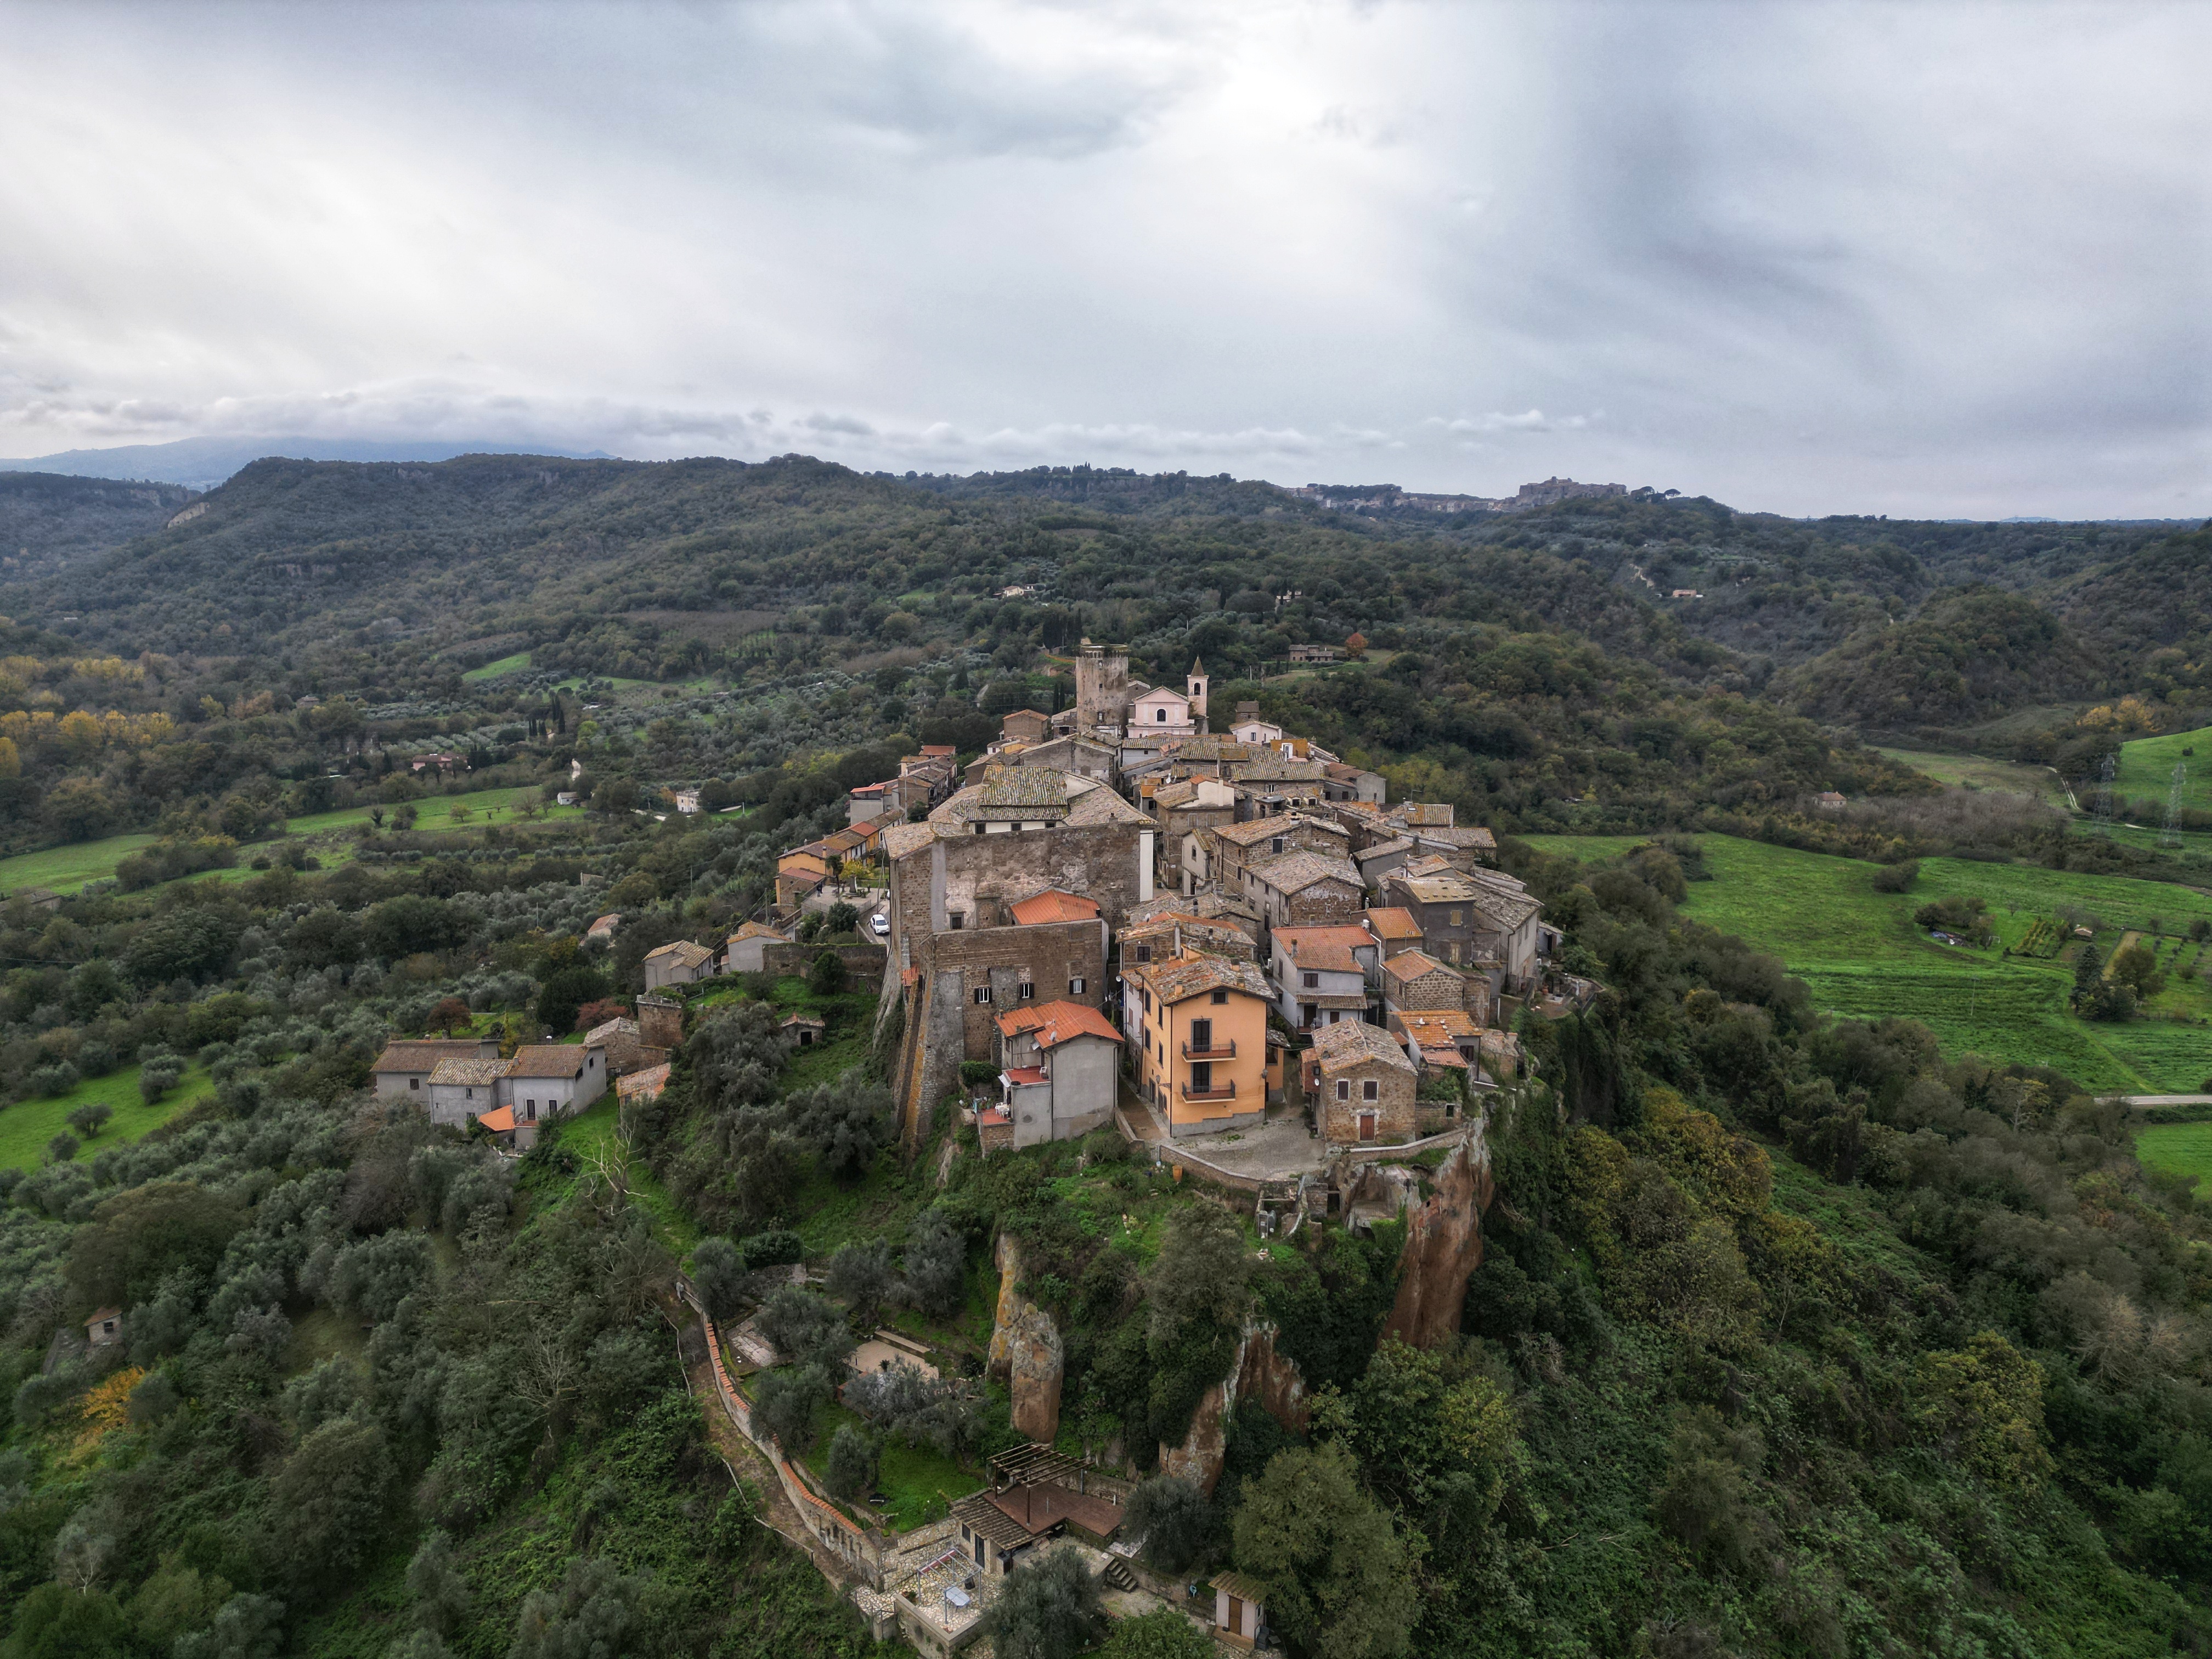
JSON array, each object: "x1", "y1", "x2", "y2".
[
  {"x1": 807, "y1": 948, "x2": 848, "y2": 997},
  {"x1": 825, "y1": 1422, "x2": 879, "y2": 1500},
  {"x1": 902, "y1": 1207, "x2": 967, "y2": 1317},
  {"x1": 735, "y1": 1229, "x2": 806, "y2": 1272},
  {"x1": 987, "y1": 1547, "x2": 1110, "y2": 1659},
  {"x1": 752, "y1": 1364, "x2": 831, "y2": 1455},
  {"x1": 140, "y1": 1053, "x2": 185, "y2": 1104},
  {"x1": 66, "y1": 1103, "x2": 113, "y2": 1139},
  {"x1": 1125, "y1": 1474, "x2": 1216, "y2": 1573},
  {"x1": 30, "y1": 1062, "x2": 79, "y2": 1098},
  {"x1": 690, "y1": 1236, "x2": 747, "y2": 1323},
  {"x1": 1871, "y1": 860, "x2": 1919, "y2": 893},
  {"x1": 46, "y1": 1132, "x2": 80, "y2": 1164}
]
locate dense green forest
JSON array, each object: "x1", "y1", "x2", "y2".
[{"x1": 1, "y1": 453, "x2": 2210, "y2": 1658}]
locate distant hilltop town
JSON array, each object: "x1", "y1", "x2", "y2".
[{"x1": 1294, "y1": 476, "x2": 1629, "y2": 515}]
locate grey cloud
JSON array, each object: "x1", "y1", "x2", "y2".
[{"x1": 0, "y1": 1, "x2": 2204, "y2": 519}]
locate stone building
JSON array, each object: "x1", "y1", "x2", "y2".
[
  {"x1": 1241, "y1": 850, "x2": 1365, "y2": 935},
  {"x1": 1305, "y1": 1019, "x2": 1419, "y2": 1145},
  {"x1": 369, "y1": 1037, "x2": 503, "y2": 1101}
]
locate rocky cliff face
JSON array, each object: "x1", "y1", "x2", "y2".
[
  {"x1": 986, "y1": 1234, "x2": 1065, "y2": 1443},
  {"x1": 1158, "y1": 1322, "x2": 1310, "y2": 1493},
  {"x1": 1382, "y1": 1133, "x2": 1494, "y2": 1348}
]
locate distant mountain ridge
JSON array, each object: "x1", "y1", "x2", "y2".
[{"x1": 0, "y1": 435, "x2": 613, "y2": 490}]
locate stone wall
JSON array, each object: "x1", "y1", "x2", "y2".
[
  {"x1": 892, "y1": 916, "x2": 1111, "y2": 1143},
  {"x1": 760, "y1": 940, "x2": 889, "y2": 979}
]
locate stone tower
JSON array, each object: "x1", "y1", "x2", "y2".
[
  {"x1": 1186, "y1": 657, "x2": 1209, "y2": 728},
  {"x1": 1074, "y1": 639, "x2": 1130, "y2": 738}
]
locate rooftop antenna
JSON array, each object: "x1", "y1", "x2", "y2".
[
  {"x1": 2162, "y1": 760, "x2": 2188, "y2": 849},
  {"x1": 2094, "y1": 753, "x2": 2117, "y2": 838}
]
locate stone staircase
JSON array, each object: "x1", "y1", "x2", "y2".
[{"x1": 1101, "y1": 1558, "x2": 1139, "y2": 1593}]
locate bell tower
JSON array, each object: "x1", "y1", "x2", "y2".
[{"x1": 1186, "y1": 657, "x2": 1209, "y2": 729}]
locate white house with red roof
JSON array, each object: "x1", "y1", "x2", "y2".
[{"x1": 994, "y1": 999, "x2": 1123, "y2": 1147}]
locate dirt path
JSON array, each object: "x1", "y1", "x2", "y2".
[{"x1": 684, "y1": 1351, "x2": 861, "y2": 1589}]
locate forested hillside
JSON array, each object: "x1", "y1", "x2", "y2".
[
  {"x1": 0, "y1": 476, "x2": 197, "y2": 584},
  {"x1": 1, "y1": 453, "x2": 2211, "y2": 1658}
]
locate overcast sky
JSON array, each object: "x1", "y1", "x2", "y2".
[{"x1": 1, "y1": 1, "x2": 2205, "y2": 517}]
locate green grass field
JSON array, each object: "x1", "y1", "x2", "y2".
[
  {"x1": 1876, "y1": 747, "x2": 2069, "y2": 806},
  {"x1": 460, "y1": 651, "x2": 533, "y2": 682},
  {"x1": 0, "y1": 786, "x2": 586, "y2": 898},
  {"x1": 2135, "y1": 1124, "x2": 2212, "y2": 1183},
  {"x1": 798, "y1": 1398, "x2": 982, "y2": 1531},
  {"x1": 1523, "y1": 833, "x2": 2212, "y2": 1090},
  {"x1": 0, "y1": 832, "x2": 162, "y2": 895},
  {"x1": 0, "y1": 1060, "x2": 213, "y2": 1172},
  {"x1": 2115, "y1": 727, "x2": 2212, "y2": 817},
  {"x1": 543, "y1": 1094, "x2": 699, "y2": 1254}
]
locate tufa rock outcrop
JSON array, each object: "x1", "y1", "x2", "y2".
[
  {"x1": 1159, "y1": 1322, "x2": 1310, "y2": 1493},
  {"x1": 986, "y1": 1234, "x2": 1065, "y2": 1442},
  {"x1": 1382, "y1": 1131, "x2": 1493, "y2": 1349}
]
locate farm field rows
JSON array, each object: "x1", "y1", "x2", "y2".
[{"x1": 1523, "y1": 832, "x2": 2212, "y2": 1090}]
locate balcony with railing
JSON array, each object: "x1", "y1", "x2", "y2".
[
  {"x1": 1180, "y1": 1039, "x2": 1237, "y2": 1059},
  {"x1": 1180, "y1": 1079, "x2": 1238, "y2": 1102}
]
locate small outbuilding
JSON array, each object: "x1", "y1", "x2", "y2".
[{"x1": 85, "y1": 1307, "x2": 123, "y2": 1348}]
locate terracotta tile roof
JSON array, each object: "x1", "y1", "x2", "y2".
[
  {"x1": 1003, "y1": 1065, "x2": 1047, "y2": 1085},
  {"x1": 1395, "y1": 1008, "x2": 1482, "y2": 1042},
  {"x1": 1214, "y1": 814, "x2": 1346, "y2": 847},
  {"x1": 1063, "y1": 783, "x2": 1151, "y2": 826},
  {"x1": 1391, "y1": 802, "x2": 1455, "y2": 827},
  {"x1": 583, "y1": 1017, "x2": 639, "y2": 1047},
  {"x1": 730, "y1": 920, "x2": 787, "y2": 942},
  {"x1": 1229, "y1": 755, "x2": 1326, "y2": 782},
  {"x1": 1125, "y1": 951, "x2": 1271, "y2": 1006},
  {"x1": 645, "y1": 939, "x2": 716, "y2": 968},
  {"x1": 881, "y1": 821, "x2": 936, "y2": 859},
  {"x1": 1364, "y1": 906, "x2": 1423, "y2": 940},
  {"x1": 1169, "y1": 735, "x2": 1254, "y2": 762},
  {"x1": 507, "y1": 1045, "x2": 590, "y2": 1079},
  {"x1": 428, "y1": 1058, "x2": 514, "y2": 1086},
  {"x1": 1246, "y1": 850, "x2": 1363, "y2": 894},
  {"x1": 1381, "y1": 949, "x2": 1456, "y2": 985},
  {"x1": 1355, "y1": 836, "x2": 1415, "y2": 862},
  {"x1": 1310, "y1": 1019, "x2": 1418, "y2": 1075},
  {"x1": 978, "y1": 769, "x2": 1073, "y2": 811},
  {"x1": 780, "y1": 1012, "x2": 826, "y2": 1029},
  {"x1": 996, "y1": 999, "x2": 1122, "y2": 1048},
  {"x1": 1276, "y1": 924, "x2": 1376, "y2": 974},
  {"x1": 373, "y1": 1039, "x2": 492, "y2": 1074},
  {"x1": 1009, "y1": 889, "x2": 1102, "y2": 926},
  {"x1": 1414, "y1": 825, "x2": 1498, "y2": 851},
  {"x1": 617, "y1": 1062, "x2": 671, "y2": 1101}
]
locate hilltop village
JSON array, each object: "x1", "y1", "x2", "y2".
[{"x1": 629, "y1": 641, "x2": 1581, "y2": 1168}]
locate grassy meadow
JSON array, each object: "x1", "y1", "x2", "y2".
[
  {"x1": 0, "y1": 786, "x2": 586, "y2": 899},
  {"x1": 2135, "y1": 1124, "x2": 2212, "y2": 1183},
  {"x1": 2115, "y1": 726, "x2": 2212, "y2": 816},
  {"x1": 0, "y1": 1060, "x2": 214, "y2": 1172},
  {"x1": 1523, "y1": 833, "x2": 2212, "y2": 1091},
  {"x1": 1875, "y1": 746, "x2": 2070, "y2": 806}
]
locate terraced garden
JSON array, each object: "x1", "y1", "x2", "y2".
[{"x1": 1524, "y1": 832, "x2": 2212, "y2": 1091}]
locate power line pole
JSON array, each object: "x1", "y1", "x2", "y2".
[{"x1": 2162, "y1": 760, "x2": 2187, "y2": 849}]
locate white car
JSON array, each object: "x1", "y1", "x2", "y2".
[{"x1": 870, "y1": 911, "x2": 890, "y2": 937}]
